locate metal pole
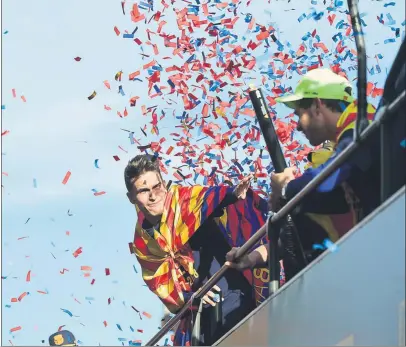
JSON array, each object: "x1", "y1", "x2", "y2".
[
  {"x1": 268, "y1": 216, "x2": 280, "y2": 295},
  {"x1": 248, "y1": 87, "x2": 287, "y2": 173},
  {"x1": 249, "y1": 86, "x2": 308, "y2": 280},
  {"x1": 347, "y1": 0, "x2": 369, "y2": 140},
  {"x1": 145, "y1": 91, "x2": 405, "y2": 346}
]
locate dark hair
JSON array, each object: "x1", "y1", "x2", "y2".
[
  {"x1": 124, "y1": 154, "x2": 161, "y2": 192},
  {"x1": 296, "y1": 86, "x2": 353, "y2": 112}
]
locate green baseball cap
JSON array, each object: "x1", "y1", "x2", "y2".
[{"x1": 275, "y1": 68, "x2": 354, "y2": 109}]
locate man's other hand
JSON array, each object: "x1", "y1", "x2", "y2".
[
  {"x1": 270, "y1": 167, "x2": 296, "y2": 210},
  {"x1": 233, "y1": 174, "x2": 254, "y2": 200},
  {"x1": 225, "y1": 247, "x2": 254, "y2": 271},
  {"x1": 202, "y1": 285, "x2": 222, "y2": 306}
]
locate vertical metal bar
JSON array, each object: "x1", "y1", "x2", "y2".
[
  {"x1": 380, "y1": 122, "x2": 391, "y2": 204},
  {"x1": 268, "y1": 216, "x2": 280, "y2": 295},
  {"x1": 347, "y1": 0, "x2": 369, "y2": 141}
]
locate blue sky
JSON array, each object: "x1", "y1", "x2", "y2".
[{"x1": 1, "y1": 0, "x2": 405, "y2": 345}]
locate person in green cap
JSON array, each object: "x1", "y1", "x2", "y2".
[{"x1": 226, "y1": 68, "x2": 380, "y2": 279}]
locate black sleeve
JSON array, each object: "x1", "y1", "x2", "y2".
[{"x1": 211, "y1": 192, "x2": 238, "y2": 217}]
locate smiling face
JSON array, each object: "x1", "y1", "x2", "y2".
[{"x1": 127, "y1": 171, "x2": 167, "y2": 224}]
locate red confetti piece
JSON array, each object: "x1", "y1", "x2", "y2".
[
  {"x1": 114, "y1": 26, "x2": 120, "y2": 36},
  {"x1": 81, "y1": 266, "x2": 92, "y2": 271},
  {"x1": 74, "y1": 57, "x2": 82, "y2": 61},
  {"x1": 26, "y1": 270, "x2": 31, "y2": 282},
  {"x1": 62, "y1": 171, "x2": 71, "y2": 185},
  {"x1": 91, "y1": 279, "x2": 96, "y2": 285},
  {"x1": 137, "y1": 329, "x2": 144, "y2": 333},
  {"x1": 2, "y1": 130, "x2": 10, "y2": 136},
  {"x1": 73, "y1": 247, "x2": 83, "y2": 258},
  {"x1": 21, "y1": 95, "x2": 26, "y2": 102},
  {"x1": 108, "y1": 298, "x2": 111, "y2": 305},
  {"x1": 142, "y1": 311, "x2": 152, "y2": 319},
  {"x1": 113, "y1": 155, "x2": 120, "y2": 161},
  {"x1": 12, "y1": 89, "x2": 16, "y2": 98},
  {"x1": 18, "y1": 292, "x2": 27, "y2": 302},
  {"x1": 58, "y1": 325, "x2": 65, "y2": 332},
  {"x1": 94, "y1": 191, "x2": 106, "y2": 196},
  {"x1": 60, "y1": 268, "x2": 69, "y2": 274},
  {"x1": 105, "y1": 268, "x2": 110, "y2": 276},
  {"x1": 10, "y1": 326, "x2": 21, "y2": 333},
  {"x1": 103, "y1": 321, "x2": 108, "y2": 327}
]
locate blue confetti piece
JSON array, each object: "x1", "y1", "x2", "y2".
[
  {"x1": 384, "y1": 1, "x2": 395, "y2": 7},
  {"x1": 323, "y1": 239, "x2": 338, "y2": 252},
  {"x1": 133, "y1": 265, "x2": 138, "y2": 273},
  {"x1": 153, "y1": 85, "x2": 161, "y2": 94},
  {"x1": 312, "y1": 244, "x2": 325, "y2": 251},
  {"x1": 1, "y1": 105, "x2": 5, "y2": 110},
  {"x1": 3, "y1": 30, "x2": 8, "y2": 34},
  {"x1": 60, "y1": 308, "x2": 74, "y2": 317},
  {"x1": 130, "y1": 326, "x2": 134, "y2": 332},
  {"x1": 117, "y1": 324, "x2": 123, "y2": 331},
  {"x1": 5, "y1": 305, "x2": 11, "y2": 308},
  {"x1": 139, "y1": 1, "x2": 152, "y2": 9},
  {"x1": 118, "y1": 86, "x2": 125, "y2": 96},
  {"x1": 123, "y1": 33, "x2": 134, "y2": 39},
  {"x1": 118, "y1": 337, "x2": 127, "y2": 342},
  {"x1": 129, "y1": 132, "x2": 135, "y2": 145},
  {"x1": 298, "y1": 13, "x2": 306, "y2": 22},
  {"x1": 400, "y1": 139, "x2": 406, "y2": 148},
  {"x1": 384, "y1": 38, "x2": 396, "y2": 44},
  {"x1": 33, "y1": 178, "x2": 37, "y2": 188}
]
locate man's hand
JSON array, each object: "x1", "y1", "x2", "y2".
[
  {"x1": 226, "y1": 245, "x2": 269, "y2": 271},
  {"x1": 202, "y1": 285, "x2": 221, "y2": 306},
  {"x1": 233, "y1": 174, "x2": 254, "y2": 200},
  {"x1": 270, "y1": 167, "x2": 296, "y2": 210},
  {"x1": 225, "y1": 247, "x2": 255, "y2": 271}
]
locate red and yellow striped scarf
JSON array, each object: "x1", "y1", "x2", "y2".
[{"x1": 130, "y1": 184, "x2": 272, "y2": 314}]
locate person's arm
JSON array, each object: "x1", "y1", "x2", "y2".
[
  {"x1": 211, "y1": 191, "x2": 239, "y2": 217},
  {"x1": 212, "y1": 173, "x2": 254, "y2": 217},
  {"x1": 285, "y1": 130, "x2": 372, "y2": 199},
  {"x1": 225, "y1": 244, "x2": 269, "y2": 270}
]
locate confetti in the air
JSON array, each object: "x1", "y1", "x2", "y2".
[{"x1": 3, "y1": 0, "x2": 405, "y2": 345}]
